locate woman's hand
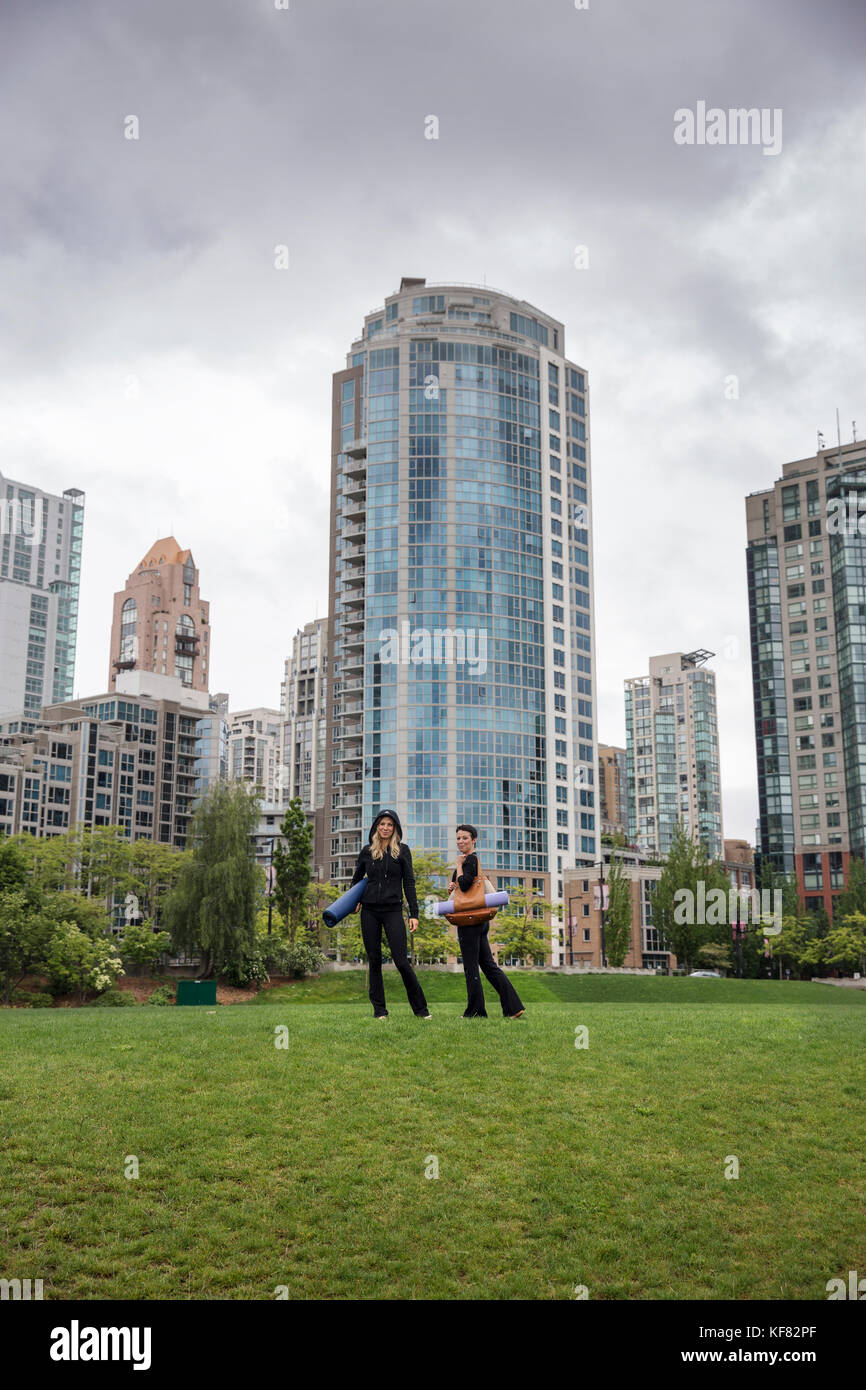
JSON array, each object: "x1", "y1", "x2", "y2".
[
  {"x1": 408, "y1": 918, "x2": 419, "y2": 932},
  {"x1": 456, "y1": 852, "x2": 466, "y2": 869}
]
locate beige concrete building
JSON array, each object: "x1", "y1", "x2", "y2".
[
  {"x1": 746, "y1": 437, "x2": 866, "y2": 917},
  {"x1": 563, "y1": 846, "x2": 670, "y2": 970},
  {"x1": 108, "y1": 537, "x2": 210, "y2": 694},
  {"x1": 598, "y1": 743, "x2": 628, "y2": 838},
  {"x1": 227, "y1": 708, "x2": 283, "y2": 805},
  {"x1": 0, "y1": 671, "x2": 227, "y2": 849},
  {"x1": 624, "y1": 650, "x2": 723, "y2": 860}
]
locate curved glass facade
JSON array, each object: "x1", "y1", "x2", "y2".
[{"x1": 328, "y1": 282, "x2": 596, "y2": 909}]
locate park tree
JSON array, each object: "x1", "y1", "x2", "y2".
[
  {"x1": 604, "y1": 850, "x2": 633, "y2": 967},
  {"x1": 651, "y1": 821, "x2": 732, "y2": 972},
  {"x1": 124, "y1": 838, "x2": 188, "y2": 924},
  {"x1": 834, "y1": 856, "x2": 866, "y2": 919},
  {"x1": 491, "y1": 882, "x2": 552, "y2": 966},
  {"x1": 406, "y1": 849, "x2": 455, "y2": 964},
  {"x1": 0, "y1": 838, "x2": 29, "y2": 894},
  {"x1": 765, "y1": 912, "x2": 834, "y2": 979},
  {"x1": 823, "y1": 912, "x2": 866, "y2": 975},
  {"x1": 305, "y1": 880, "x2": 340, "y2": 950},
  {"x1": 15, "y1": 832, "x2": 78, "y2": 893},
  {"x1": 327, "y1": 909, "x2": 365, "y2": 965},
  {"x1": 695, "y1": 941, "x2": 733, "y2": 973},
  {"x1": 117, "y1": 919, "x2": 171, "y2": 975},
  {"x1": 0, "y1": 890, "x2": 56, "y2": 1004},
  {"x1": 161, "y1": 781, "x2": 262, "y2": 978},
  {"x1": 272, "y1": 798, "x2": 313, "y2": 944}
]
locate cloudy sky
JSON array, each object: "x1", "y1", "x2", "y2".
[{"x1": 2, "y1": 0, "x2": 864, "y2": 842}]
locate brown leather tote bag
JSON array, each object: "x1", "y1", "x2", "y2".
[{"x1": 445, "y1": 857, "x2": 497, "y2": 928}]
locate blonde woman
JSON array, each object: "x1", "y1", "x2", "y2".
[{"x1": 349, "y1": 810, "x2": 431, "y2": 1020}]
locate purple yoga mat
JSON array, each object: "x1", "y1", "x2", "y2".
[{"x1": 435, "y1": 890, "x2": 509, "y2": 916}]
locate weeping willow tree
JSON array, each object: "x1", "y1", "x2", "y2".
[{"x1": 162, "y1": 781, "x2": 262, "y2": 978}]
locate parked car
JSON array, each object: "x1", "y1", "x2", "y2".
[{"x1": 689, "y1": 970, "x2": 723, "y2": 978}]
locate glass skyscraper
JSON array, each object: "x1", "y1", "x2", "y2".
[
  {"x1": 325, "y1": 279, "x2": 597, "y2": 930},
  {"x1": 0, "y1": 473, "x2": 84, "y2": 717},
  {"x1": 746, "y1": 437, "x2": 866, "y2": 916}
]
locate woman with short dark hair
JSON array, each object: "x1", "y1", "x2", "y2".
[{"x1": 452, "y1": 824, "x2": 525, "y2": 1019}]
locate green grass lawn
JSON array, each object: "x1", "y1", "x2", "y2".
[
  {"x1": 1, "y1": 974, "x2": 864, "y2": 1300},
  {"x1": 254, "y1": 968, "x2": 866, "y2": 1006}
]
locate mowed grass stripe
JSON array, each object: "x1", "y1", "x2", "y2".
[
  {"x1": 252, "y1": 970, "x2": 866, "y2": 1005},
  {"x1": 0, "y1": 997, "x2": 864, "y2": 1300}
]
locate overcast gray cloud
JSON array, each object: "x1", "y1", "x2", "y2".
[{"x1": 1, "y1": 0, "x2": 864, "y2": 842}]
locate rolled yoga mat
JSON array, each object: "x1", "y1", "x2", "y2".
[
  {"x1": 323, "y1": 878, "x2": 367, "y2": 927},
  {"x1": 435, "y1": 890, "x2": 509, "y2": 916}
]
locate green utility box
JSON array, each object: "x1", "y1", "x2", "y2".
[{"x1": 176, "y1": 979, "x2": 217, "y2": 1006}]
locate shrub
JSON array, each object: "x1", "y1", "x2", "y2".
[
  {"x1": 222, "y1": 945, "x2": 270, "y2": 989},
  {"x1": 44, "y1": 921, "x2": 124, "y2": 1002},
  {"x1": 92, "y1": 988, "x2": 136, "y2": 1007},
  {"x1": 10, "y1": 988, "x2": 53, "y2": 1008},
  {"x1": 272, "y1": 939, "x2": 326, "y2": 979},
  {"x1": 146, "y1": 984, "x2": 175, "y2": 1006}
]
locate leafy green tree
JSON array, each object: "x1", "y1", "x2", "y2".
[
  {"x1": 42, "y1": 890, "x2": 112, "y2": 940},
  {"x1": 75, "y1": 826, "x2": 133, "y2": 901},
  {"x1": 406, "y1": 849, "x2": 455, "y2": 964},
  {"x1": 695, "y1": 941, "x2": 733, "y2": 973},
  {"x1": 272, "y1": 798, "x2": 313, "y2": 944},
  {"x1": 604, "y1": 853, "x2": 632, "y2": 967},
  {"x1": 491, "y1": 882, "x2": 552, "y2": 965},
  {"x1": 118, "y1": 919, "x2": 171, "y2": 974},
  {"x1": 823, "y1": 913, "x2": 866, "y2": 975},
  {"x1": 0, "y1": 890, "x2": 55, "y2": 1004},
  {"x1": 328, "y1": 912, "x2": 366, "y2": 964},
  {"x1": 161, "y1": 781, "x2": 262, "y2": 978},
  {"x1": 834, "y1": 857, "x2": 866, "y2": 920},
  {"x1": 123, "y1": 839, "x2": 188, "y2": 924},
  {"x1": 0, "y1": 839, "x2": 29, "y2": 893},
  {"x1": 651, "y1": 821, "x2": 732, "y2": 972},
  {"x1": 764, "y1": 912, "x2": 835, "y2": 978},
  {"x1": 15, "y1": 832, "x2": 77, "y2": 893},
  {"x1": 305, "y1": 879, "x2": 341, "y2": 952}
]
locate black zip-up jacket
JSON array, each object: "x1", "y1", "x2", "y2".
[{"x1": 351, "y1": 843, "x2": 419, "y2": 917}]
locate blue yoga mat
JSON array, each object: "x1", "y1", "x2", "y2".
[
  {"x1": 323, "y1": 878, "x2": 367, "y2": 927},
  {"x1": 434, "y1": 890, "x2": 509, "y2": 916}
]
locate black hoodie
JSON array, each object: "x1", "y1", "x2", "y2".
[{"x1": 349, "y1": 810, "x2": 418, "y2": 916}]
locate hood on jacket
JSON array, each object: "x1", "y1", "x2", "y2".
[{"x1": 368, "y1": 808, "x2": 403, "y2": 843}]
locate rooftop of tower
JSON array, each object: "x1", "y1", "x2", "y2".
[
  {"x1": 136, "y1": 537, "x2": 193, "y2": 570},
  {"x1": 354, "y1": 277, "x2": 575, "y2": 363}
]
